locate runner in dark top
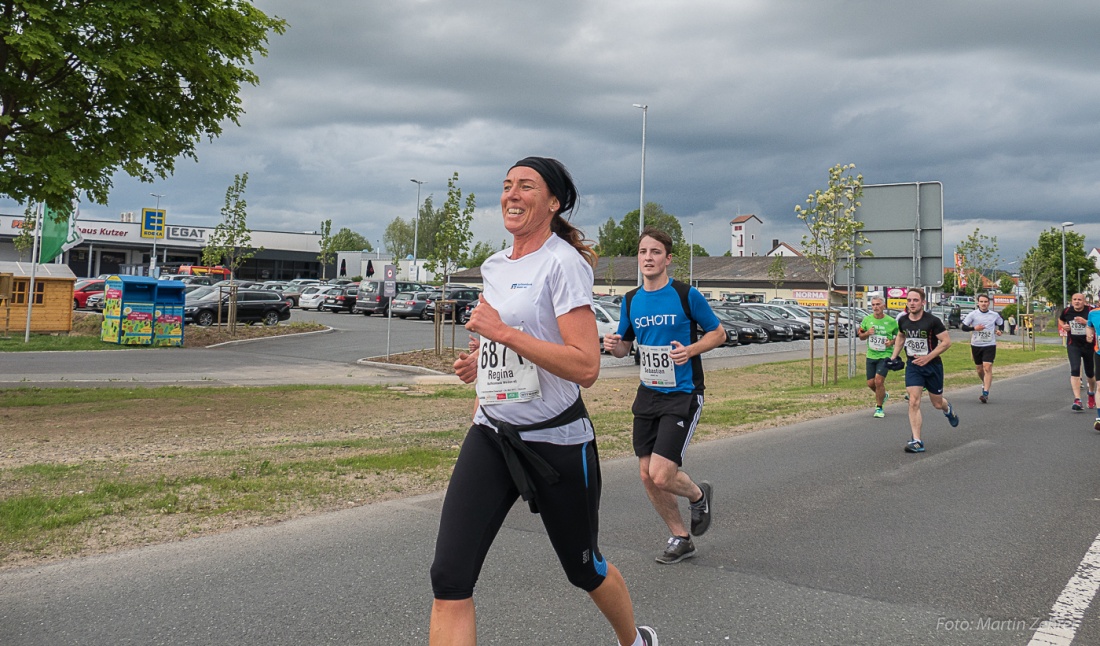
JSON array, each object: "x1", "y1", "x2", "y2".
[
  {"x1": 1058, "y1": 293, "x2": 1094, "y2": 411},
  {"x1": 889, "y1": 288, "x2": 959, "y2": 453}
]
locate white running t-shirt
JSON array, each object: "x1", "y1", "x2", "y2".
[{"x1": 473, "y1": 235, "x2": 595, "y2": 445}]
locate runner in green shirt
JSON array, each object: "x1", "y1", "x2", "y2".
[{"x1": 857, "y1": 295, "x2": 900, "y2": 418}]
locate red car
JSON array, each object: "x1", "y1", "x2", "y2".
[{"x1": 72, "y1": 279, "x2": 106, "y2": 309}]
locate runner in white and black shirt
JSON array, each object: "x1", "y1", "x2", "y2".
[
  {"x1": 1058, "y1": 293, "x2": 1094, "y2": 411},
  {"x1": 889, "y1": 288, "x2": 959, "y2": 453}
]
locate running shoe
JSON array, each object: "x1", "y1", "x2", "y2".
[
  {"x1": 945, "y1": 404, "x2": 959, "y2": 427},
  {"x1": 1094, "y1": 418, "x2": 1100, "y2": 432},
  {"x1": 905, "y1": 438, "x2": 925, "y2": 453},
  {"x1": 1073, "y1": 398, "x2": 1084, "y2": 412},
  {"x1": 1089, "y1": 392, "x2": 1096, "y2": 409},
  {"x1": 690, "y1": 482, "x2": 713, "y2": 536},
  {"x1": 979, "y1": 391, "x2": 988, "y2": 404},
  {"x1": 873, "y1": 407, "x2": 885, "y2": 418},
  {"x1": 656, "y1": 536, "x2": 696, "y2": 564},
  {"x1": 637, "y1": 626, "x2": 660, "y2": 646}
]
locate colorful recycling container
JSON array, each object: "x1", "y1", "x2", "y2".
[{"x1": 100, "y1": 275, "x2": 157, "y2": 345}]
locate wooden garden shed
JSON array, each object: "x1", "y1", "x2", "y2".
[{"x1": 0, "y1": 261, "x2": 78, "y2": 335}]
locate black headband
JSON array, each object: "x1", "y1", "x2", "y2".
[{"x1": 510, "y1": 156, "x2": 576, "y2": 216}]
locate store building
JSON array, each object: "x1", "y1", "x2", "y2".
[{"x1": 0, "y1": 213, "x2": 328, "y2": 280}]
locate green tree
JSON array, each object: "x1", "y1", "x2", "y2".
[
  {"x1": 943, "y1": 269, "x2": 958, "y2": 295},
  {"x1": 0, "y1": 2, "x2": 286, "y2": 208},
  {"x1": 956, "y1": 228, "x2": 1001, "y2": 296},
  {"x1": 202, "y1": 173, "x2": 262, "y2": 277},
  {"x1": 383, "y1": 217, "x2": 414, "y2": 260},
  {"x1": 317, "y1": 219, "x2": 333, "y2": 280},
  {"x1": 768, "y1": 255, "x2": 786, "y2": 298},
  {"x1": 13, "y1": 204, "x2": 36, "y2": 259},
  {"x1": 998, "y1": 274, "x2": 1015, "y2": 295},
  {"x1": 1031, "y1": 227, "x2": 1092, "y2": 310},
  {"x1": 424, "y1": 172, "x2": 475, "y2": 285},
  {"x1": 459, "y1": 240, "x2": 503, "y2": 268},
  {"x1": 795, "y1": 163, "x2": 870, "y2": 298},
  {"x1": 1018, "y1": 249, "x2": 1053, "y2": 314},
  {"x1": 597, "y1": 203, "x2": 684, "y2": 257},
  {"x1": 330, "y1": 227, "x2": 370, "y2": 252}
]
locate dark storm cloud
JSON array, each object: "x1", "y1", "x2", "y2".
[{"x1": 6, "y1": 0, "x2": 1098, "y2": 261}]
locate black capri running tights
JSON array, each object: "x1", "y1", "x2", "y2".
[
  {"x1": 430, "y1": 424, "x2": 608, "y2": 600},
  {"x1": 1068, "y1": 344, "x2": 1095, "y2": 379}
]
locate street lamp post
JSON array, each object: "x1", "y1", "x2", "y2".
[
  {"x1": 150, "y1": 193, "x2": 164, "y2": 277},
  {"x1": 1079, "y1": 267, "x2": 1085, "y2": 293},
  {"x1": 1062, "y1": 221, "x2": 1074, "y2": 308},
  {"x1": 688, "y1": 221, "x2": 694, "y2": 287},
  {"x1": 410, "y1": 179, "x2": 425, "y2": 282},
  {"x1": 632, "y1": 103, "x2": 647, "y2": 285}
]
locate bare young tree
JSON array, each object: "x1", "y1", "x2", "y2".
[
  {"x1": 202, "y1": 173, "x2": 263, "y2": 277},
  {"x1": 795, "y1": 163, "x2": 871, "y2": 301},
  {"x1": 767, "y1": 254, "x2": 786, "y2": 299},
  {"x1": 955, "y1": 228, "x2": 1001, "y2": 296}
]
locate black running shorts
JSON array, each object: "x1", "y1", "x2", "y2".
[
  {"x1": 971, "y1": 345, "x2": 997, "y2": 365},
  {"x1": 631, "y1": 385, "x2": 703, "y2": 466},
  {"x1": 1068, "y1": 343, "x2": 1095, "y2": 378}
]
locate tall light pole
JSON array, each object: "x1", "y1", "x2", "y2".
[
  {"x1": 150, "y1": 193, "x2": 164, "y2": 277},
  {"x1": 1079, "y1": 267, "x2": 1085, "y2": 293},
  {"x1": 1062, "y1": 221, "x2": 1074, "y2": 308},
  {"x1": 632, "y1": 103, "x2": 647, "y2": 285},
  {"x1": 410, "y1": 179, "x2": 425, "y2": 282},
  {"x1": 688, "y1": 221, "x2": 694, "y2": 287}
]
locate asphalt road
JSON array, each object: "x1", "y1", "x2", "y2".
[{"x1": 2, "y1": 366, "x2": 1098, "y2": 645}]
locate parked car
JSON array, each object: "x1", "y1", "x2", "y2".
[
  {"x1": 319, "y1": 286, "x2": 358, "y2": 313},
  {"x1": 928, "y1": 304, "x2": 965, "y2": 329},
  {"x1": 745, "y1": 303, "x2": 829, "y2": 338},
  {"x1": 184, "y1": 289, "x2": 291, "y2": 327},
  {"x1": 177, "y1": 275, "x2": 218, "y2": 286},
  {"x1": 592, "y1": 301, "x2": 621, "y2": 349},
  {"x1": 85, "y1": 291, "x2": 104, "y2": 312},
  {"x1": 390, "y1": 291, "x2": 434, "y2": 319},
  {"x1": 711, "y1": 308, "x2": 769, "y2": 344},
  {"x1": 723, "y1": 305, "x2": 796, "y2": 341},
  {"x1": 353, "y1": 279, "x2": 428, "y2": 316},
  {"x1": 72, "y1": 279, "x2": 105, "y2": 309},
  {"x1": 425, "y1": 288, "x2": 481, "y2": 324},
  {"x1": 274, "y1": 283, "x2": 312, "y2": 307},
  {"x1": 737, "y1": 305, "x2": 810, "y2": 340},
  {"x1": 298, "y1": 285, "x2": 333, "y2": 310}
]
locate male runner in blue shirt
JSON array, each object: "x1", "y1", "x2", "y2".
[{"x1": 604, "y1": 227, "x2": 726, "y2": 564}]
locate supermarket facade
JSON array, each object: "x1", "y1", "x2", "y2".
[{"x1": 0, "y1": 213, "x2": 327, "y2": 280}]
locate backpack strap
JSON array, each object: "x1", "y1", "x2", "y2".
[
  {"x1": 621, "y1": 286, "x2": 641, "y2": 343},
  {"x1": 669, "y1": 279, "x2": 698, "y2": 344}
]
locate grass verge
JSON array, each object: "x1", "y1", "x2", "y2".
[{"x1": 0, "y1": 343, "x2": 1062, "y2": 569}]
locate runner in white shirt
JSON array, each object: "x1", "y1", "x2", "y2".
[
  {"x1": 961, "y1": 294, "x2": 1003, "y2": 403},
  {"x1": 431, "y1": 157, "x2": 658, "y2": 646}
]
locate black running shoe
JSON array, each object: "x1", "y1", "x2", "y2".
[
  {"x1": 690, "y1": 481, "x2": 713, "y2": 536},
  {"x1": 655, "y1": 536, "x2": 696, "y2": 564}
]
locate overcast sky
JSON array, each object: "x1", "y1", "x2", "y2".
[{"x1": 6, "y1": 0, "x2": 1100, "y2": 267}]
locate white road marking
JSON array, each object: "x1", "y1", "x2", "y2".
[{"x1": 1028, "y1": 532, "x2": 1100, "y2": 645}]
